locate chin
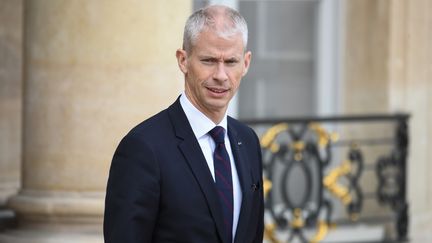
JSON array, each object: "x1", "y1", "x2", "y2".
[{"x1": 207, "y1": 102, "x2": 229, "y2": 112}]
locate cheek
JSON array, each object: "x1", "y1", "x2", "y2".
[
  {"x1": 191, "y1": 66, "x2": 213, "y2": 82},
  {"x1": 187, "y1": 70, "x2": 202, "y2": 86},
  {"x1": 229, "y1": 71, "x2": 244, "y2": 87},
  {"x1": 233, "y1": 80, "x2": 241, "y2": 91}
]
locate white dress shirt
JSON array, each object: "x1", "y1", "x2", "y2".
[{"x1": 180, "y1": 92, "x2": 242, "y2": 240}]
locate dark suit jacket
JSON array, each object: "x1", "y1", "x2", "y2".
[{"x1": 104, "y1": 98, "x2": 264, "y2": 243}]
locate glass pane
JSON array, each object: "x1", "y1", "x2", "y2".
[{"x1": 238, "y1": 0, "x2": 318, "y2": 119}]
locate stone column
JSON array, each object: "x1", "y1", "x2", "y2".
[
  {"x1": 0, "y1": 0, "x2": 22, "y2": 207},
  {"x1": 343, "y1": 0, "x2": 391, "y2": 114},
  {"x1": 341, "y1": 0, "x2": 393, "y2": 218},
  {"x1": 0, "y1": 0, "x2": 190, "y2": 242},
  {"x1": 387, "y1": 0, "x2": 432, "y2": 241}
]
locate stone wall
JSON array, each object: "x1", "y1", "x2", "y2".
[
  {"x1": 0, "y1": 1, "x2": 191, "y2": 242},
  {"x1": 0, "y1": 0, "x2": 22, "y2": 206}
]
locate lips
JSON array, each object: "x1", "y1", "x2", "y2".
[{"x1": 207, "y1": 87, "x2": 228, "y2": 93}]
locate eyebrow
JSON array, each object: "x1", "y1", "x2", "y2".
[{"x1": 198, "y1": 55, "x2": 240, "y2": 61}]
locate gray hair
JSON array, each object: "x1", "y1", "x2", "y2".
[{"x1": 182, "y1": 5, "x2": 248, "y2": 53}]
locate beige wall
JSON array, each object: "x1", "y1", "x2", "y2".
[
  {"x1": 343, "y1": 0, "x2": 432, "y2": 240},
  {"x1": 0, "y1": 0, "x2": 191, "y2": 242},
  {"x1": 387, "y1": 0, "x2": 432, "y2": 240},
  {"x1": 343, "y1": 0, "x2": 391, "y2": 114},
  {"x1": 342, "y1": 0, "x2": 394, "y2": 219},
  {"x1": 20, "y1": 0, "x2": 188, "y2": 193},
  {"x1": 0, "y1": 0, "x2": 22, "y2": 205}
]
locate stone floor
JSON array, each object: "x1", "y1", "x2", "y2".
[
  {"x1": 263, "y1": 222, "x2": 432, "y2": 243},
  {"x1": 1, "y1": 210, "x2": 431, "y2": 243}
]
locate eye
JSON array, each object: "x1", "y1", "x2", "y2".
[
  {"x1": 225, "y1": 59, "x2": 239, "y2": 66},
  {"x1": 200, "y1": 58, "x2": 216, "y2": 65}
]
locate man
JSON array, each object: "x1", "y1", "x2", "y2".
[{"x1": 104, "y1": 5, "x2": 264, "y2": 243}]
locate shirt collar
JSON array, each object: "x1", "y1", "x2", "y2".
[{"x1": 180, "y1": 92, "x2": 228, "y2": 139}]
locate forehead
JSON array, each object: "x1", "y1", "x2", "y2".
[{"x1": 191, "y1": 30, "x2": 245, "y2": 56}]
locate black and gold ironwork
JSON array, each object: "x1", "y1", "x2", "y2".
[{"x1": 243, "y1": 114, "x2": 410, "y2": 243}]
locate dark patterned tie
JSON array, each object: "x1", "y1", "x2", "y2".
[{"x1": 209, "y1": 126, "x2": 233, "y2": 243}]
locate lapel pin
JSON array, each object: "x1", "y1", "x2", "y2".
[{"x1": 237, "y1": 141, "x2": 242, "y2": 146}]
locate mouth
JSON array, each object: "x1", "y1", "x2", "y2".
[{"x1": 206, "y1": 87, "x2": 229, "y2": 94}]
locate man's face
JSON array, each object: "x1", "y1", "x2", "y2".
[{"x1": 176, "y1": 30, "x2": 251, "y2": 121}]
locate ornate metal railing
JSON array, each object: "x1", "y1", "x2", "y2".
[{"x1": 243, "y1": 114, "x2": 409, "y2": 243}]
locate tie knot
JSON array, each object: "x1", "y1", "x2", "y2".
[{"x1": 209, "y1": 126, "x2": 225, "y2": 144}]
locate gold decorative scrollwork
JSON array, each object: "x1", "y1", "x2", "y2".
[
  {"x1": 261, "y1": 122, "x2": 346, "y2": 243},
  {"x1": 291, "y1": 208, "x2": 305, "y2": 229},
  {"x1": 264, "y1": 177, "x2": 272, "y2": 198},
  {"x1": 260, "y1": 123, "x2": 289, "y2": 153},
  {"x1": 310, "y1": 220, "x2": 333, "y2": 243},
  {"x1": 309, "y1": 123, "x2": 339, "y2": 148},
  {"x1": 323, "y1": 160, "x2": 353, "y2": 205},
  {"x1": 264, "y1": 223, "x2": 281, "y2": 243},
  {"x1": 292, "y1": 141, "x2": 305, "y2": 161}
]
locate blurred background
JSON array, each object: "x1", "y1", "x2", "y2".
[{"x1": 0, "y1": 0, "x2": 431, "y2": 242}]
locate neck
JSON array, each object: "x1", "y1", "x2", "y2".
[
  {"x1": 184, "y1": 92, "x2": 226, "y2": 125},
  {"x1": 207, "y1": 112, "x2": 225, "y2": 125},
  {"x1": 196, "y1": 103, "x2": 226, "y2": 125}
]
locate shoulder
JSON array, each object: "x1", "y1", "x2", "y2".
[
  {"x1": 124, "y1": 98, "x2": 184, "y2": 142},
  {"x1": 228, "y1": 116, "x2": 263, "y2": 173},
  {"x1": 116, "y1": 98, "x2": 185, "y2": 151},
  {"x1": 228, "y1": 116, "x2": 257, "y2": 138},
  {"x1": 113, "y1": 108, "x2": 170, "y2": 155},
  {"x1": 128, "y1": 109, "x2": 172, "y2": 139},
  {"x1": 228, "y1": 116, "x2": 261, "y2": 150}
]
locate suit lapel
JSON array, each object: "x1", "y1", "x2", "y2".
[
  {"x1": 167, "y1": 99, "x2": 229, "y2": 243},
  {"x1": 228, "y1": 121, "x2": 254, "y2": 243}
]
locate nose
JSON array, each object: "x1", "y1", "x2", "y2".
[{"x1": 213, "y1": 62, "x2": 228, "y2": 82}]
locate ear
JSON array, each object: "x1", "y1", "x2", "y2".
[
  {"x1": 242, "y1": 51, "x2": 252, "y2": 77},
  {"x1": 176, "y1": 49, "x2": 188, "y2": 74}
]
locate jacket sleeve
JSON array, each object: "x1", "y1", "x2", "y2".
[
  {"x1": 252, "y1": 130, "x2": 265, "y2": 243},
  {"x1": 104, "y1": 133, "x2": 160, "y2": 243}
]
